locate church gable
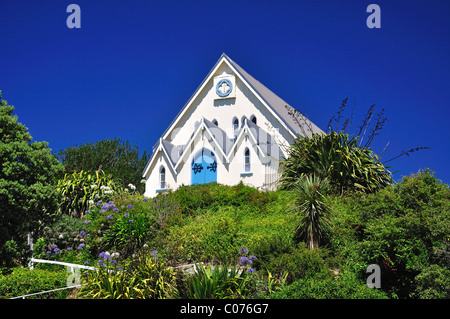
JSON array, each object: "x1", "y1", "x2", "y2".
[
  {"x1": 162, "y1": 54, "x2": 306, "y2": 149},
  {"x1": 143, "y1": 53, "x2": 323, "y2": 197}
]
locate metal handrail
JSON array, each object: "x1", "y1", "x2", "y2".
[
  {"x1": 10, "y1": 259, "x2": 204, "y2": 299},
  {"x1": 9, "y1": 284, "x2": 85, "y2": 299}
]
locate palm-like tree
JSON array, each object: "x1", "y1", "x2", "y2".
[
  {"x1": 292, "y1": 175, "x2": 332, "y2": 250},
  {"x1": 280, "y1": 131, "x2": 393, "y2": 196}
]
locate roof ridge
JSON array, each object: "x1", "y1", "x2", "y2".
[{"x1": 223, "y1": 55, "x2": 323, "y2": 136}]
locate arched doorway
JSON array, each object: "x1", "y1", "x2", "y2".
[{"x1": 191, "y1": 148, "x2": 217, "y2": 185}]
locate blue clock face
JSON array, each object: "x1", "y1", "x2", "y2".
[{"x1": 216, "y1": 78, "x2": 232, "y2": 97}]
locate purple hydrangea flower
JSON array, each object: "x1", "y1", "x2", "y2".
[
  {"x1": 98, "y1": 251, "x2": 111, "y2": 261},
  {"x1": 239, "y1": 256, "x2": 252, "y2": 266}
]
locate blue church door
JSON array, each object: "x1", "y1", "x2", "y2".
[{"x1": 191, "y1": 149, "x2": 217, "y2": 185}]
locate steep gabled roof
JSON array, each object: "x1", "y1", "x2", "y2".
[
  {"x1": 161, "y1": 53, "x2": 322, "y2": 142},
  {"x1": 224, "y1": 54, "x2": 323, "y2": 137}
]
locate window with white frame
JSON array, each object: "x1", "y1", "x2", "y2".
[
  {"x1": 244, "y1": 148, "x2": 251, "y2": 172},
  {"x1": 159, "y1": 166, "x2": 166, "y2": 189},
  {"x1": 232, "y1": 117, "x2": 239, "y2": 137}
]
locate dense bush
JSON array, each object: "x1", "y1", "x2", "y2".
[
  {"x1": 34, "y1": 214, "x2": 91, "y2": 265},
  {"x1": 253, "y1": 242, "x2": 332, "y2": 284},
  {"x1": 78, "y1": 249, "x2": 177, "y2": 299},
  {"x1": 168, "y1": 182, "x2": 276, "y2": 215},
  {"x1": 329, "y1": 169, "x2": 450, "y2": 298},
  {"x1": 271, "y1": 271, "x2": 388, "y2": 299},
  {"x1": 34, "y1": 193, "x2": 155, "y2": 265},
  {"x1": 57, "y1": 170, "x2": 122, "y2": 217},
  {"x1": 0, "y1": 267, "x2": 68, "y2": 299}
]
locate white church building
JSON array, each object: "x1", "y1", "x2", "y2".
[{"x1": 143, "y1": 53, "x2": 322, "y2": 198}]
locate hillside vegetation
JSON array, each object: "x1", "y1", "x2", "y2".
[
  {"x1": 1, "y1": 93, "x2": 448, "y2": 299},
  {"x1": 2, "y1": 170, "x2": 448, "y2": 299}
]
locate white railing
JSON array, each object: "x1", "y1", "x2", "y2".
[
  {"x1": 9, "y1": 284, "x2": 85, "y2": 299},
  {"x1": 10, "y1": 258, "x2": 203, "y2": 299},
  {"x1": 29, "y1": 258, "x2": 98, "y2": 271}
]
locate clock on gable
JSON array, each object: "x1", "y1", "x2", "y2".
[{"x1": 214, "y1": 75, "x2": 236, "y2": 99}]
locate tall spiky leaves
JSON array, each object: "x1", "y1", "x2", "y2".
[
  {"x1": 280, "y1": 132, "x2": 392, "y2": 196},
  {"x1": 292, "y1": 175, "x2": 331, "y2": 250}
]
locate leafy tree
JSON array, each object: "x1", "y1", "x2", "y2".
[
  {"x1": 0, "y1": 91, "x2": 63, "y2": 268},
  {"x1": 58, "y1": 137, "x2": 149, "y2": 193}
]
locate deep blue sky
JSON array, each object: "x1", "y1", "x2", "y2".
[{"x1": 1, "y1": 0, "x2": 449, "y2": 184}]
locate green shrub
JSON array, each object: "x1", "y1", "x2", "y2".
[
  {"x1": 0, "y1": 267, "x2": 68, "y2": 299},
  {"x1": 84, "y1": 195, "x2": 155, "y2": 259},
  {"x1": 253, "y1": 242, "x2": 330, "y2": 284},
  {"x1": 186, "y1": 263, "x2": 251, "y2": 299},
  {"x1": 36, "y1": 214, "x2": 90, "y2": 263},
  {"x1": 271, "y1": 270, "x2": 388, "y2": 299},
  {"x1": 79, "y1": 250, "x2": 177, "y2": 299},
  {"x1": 328, "y1": 169, "x2": 450, "y2": 298},
  {"x1": 167, "y1": 182, "x2": 276, "y2": 215},
  {"x1": 57, "y1": 170, "x2": 121, "y2": 217},
  {"x1": 413, "y1": 264, "x2": 450, "y2": 299}
]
